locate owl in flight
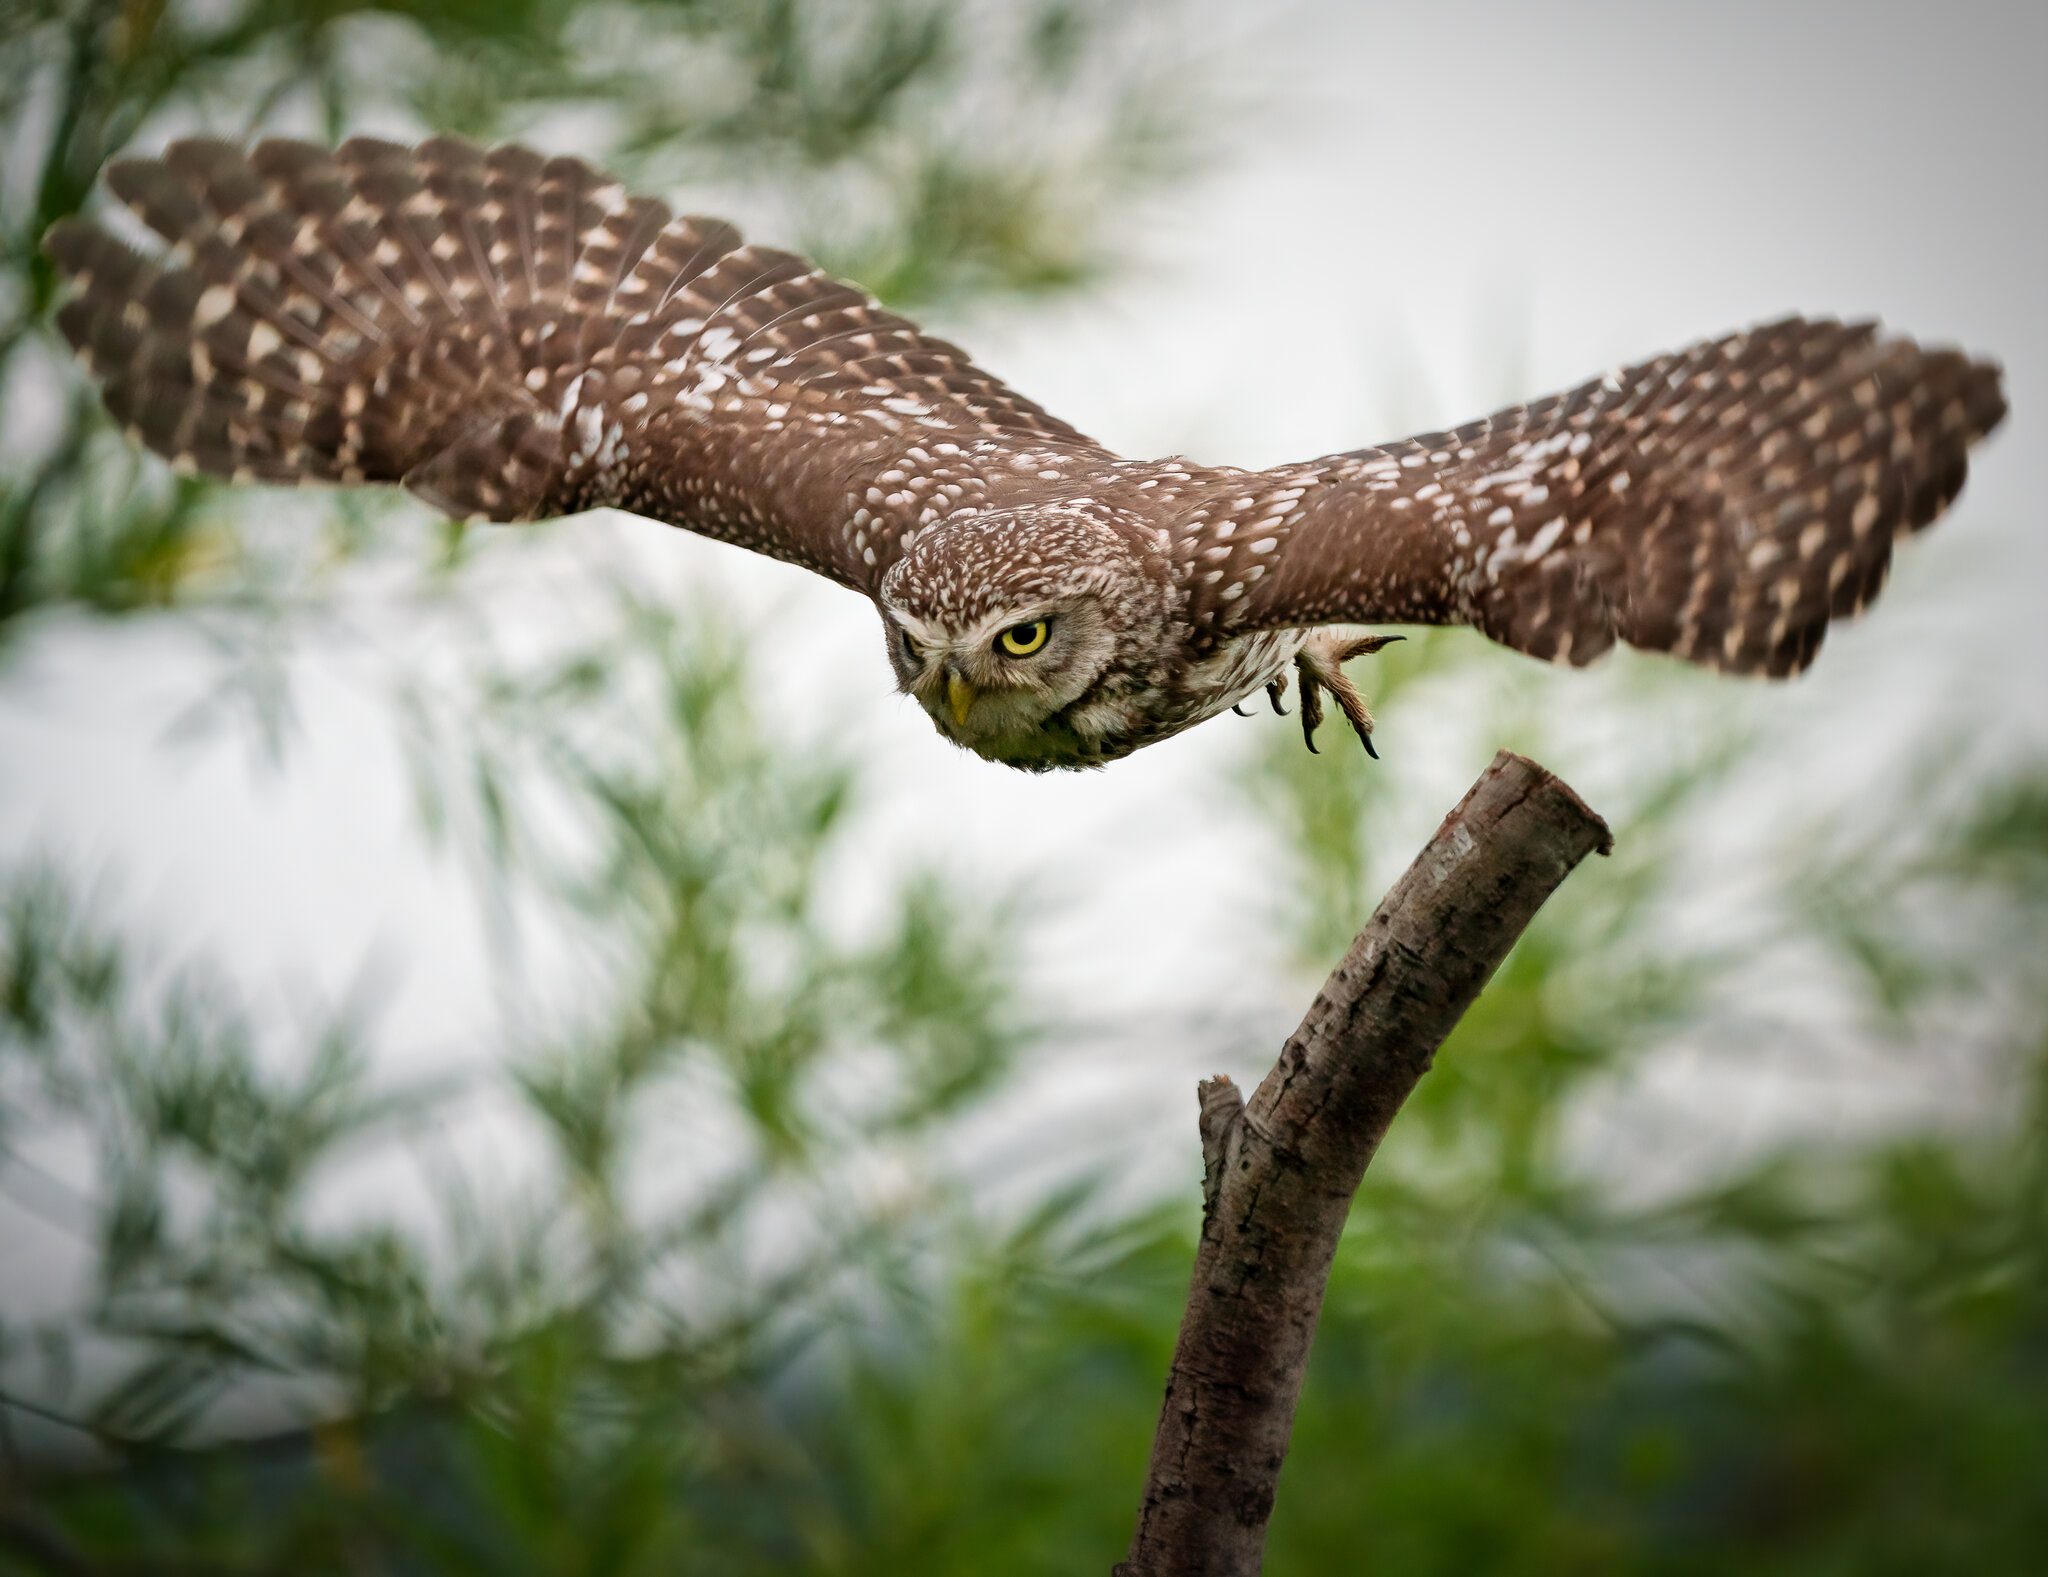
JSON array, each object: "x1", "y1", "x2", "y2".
[{"x1": 48, "y1": 137, "x2": 2005, "y2": 770}]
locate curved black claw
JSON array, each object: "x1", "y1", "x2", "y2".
[
  {"x1": 1296, "y1": 666, "x2": 1325, "y2": 753},
  {"x1": 1232, "y1": 701, "x2": 1253, "y2": 717}
]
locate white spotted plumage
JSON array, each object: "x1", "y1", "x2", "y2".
[{"x1": 48, "y1": 135, "x2": 2007, "y2": 770}]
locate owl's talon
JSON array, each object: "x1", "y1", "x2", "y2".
[
  {"x1": 1295, "y1": 664, "x2": 1324, "y2": 751},
  {"x1": 1295, "y1": 630, "x2": 1392, "y2": 760},
  {"x1": 1266, "y1": 675, "x2": 1290, "y2": 716},
  {"x1": 1232, "y1": 701, "x2": 1252, "y2": 717},
  {"x1": 1335, "y1": 633, "x2": 1405, "y2": 662}
]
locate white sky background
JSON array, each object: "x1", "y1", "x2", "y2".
[{"x1": 3, "y1": 0, "x2": 2046, "y2": 1299}]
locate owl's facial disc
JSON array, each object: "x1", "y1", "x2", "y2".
[{"x1": 886, "y1": 595, "x2": 1122, "y2": 765}]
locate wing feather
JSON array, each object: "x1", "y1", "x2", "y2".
[
  {"x1": 1229, "y1": 318, "x2": 2004, "y2": 675},
  {"x1": 49, "y1": 135, "x2": 1101, "y2": 593}
]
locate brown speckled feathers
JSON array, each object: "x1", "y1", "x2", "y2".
[
  {"x1": 46, "y1": 134, "x2": 1101, "y2": 594},
  {"x1": 48, "y1": 134, "x2": 2005, "y2": 717},
  {"x1": 1232, "y1": 319, "x2": 2006, "y2": 675}
]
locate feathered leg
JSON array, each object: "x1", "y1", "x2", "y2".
[{"x1": 1296, "y1": 632, "x2": 1403, "y2": 758}]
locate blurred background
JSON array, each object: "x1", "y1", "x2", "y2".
[{"x1": 2, "y1": 1, "x2": 2044, "y2": 1571}]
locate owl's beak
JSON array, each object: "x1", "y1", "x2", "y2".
[{"x1": 946, "y1": 670, "x2": 977, "y2": 727}]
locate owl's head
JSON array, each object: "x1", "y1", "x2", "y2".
[{"x1": 878, "y1": 504, "x2": 1169, "y2": 769}]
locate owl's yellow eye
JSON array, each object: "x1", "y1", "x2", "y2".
[{"x1": 995, "y1": 620, "x2": 1050, "y2": 657}]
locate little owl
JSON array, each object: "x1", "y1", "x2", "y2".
[{"x1": 47, "y1": 137, "x2": 2006, "y2": 769}]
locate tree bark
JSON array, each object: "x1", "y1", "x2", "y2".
[{"x1": 1116, "y1": 750, "x2": 1611, "y2": 1576}]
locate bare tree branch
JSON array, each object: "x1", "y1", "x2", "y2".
[{"x1": 1117, "y1": 750, "x2": 1612, "y2": 1576}]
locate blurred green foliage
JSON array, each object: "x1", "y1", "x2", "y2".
[
  {"x1": 7, "y1": 646, "x2": 2045, "y2": 1574},
  {"x1": 3, "y1": 2, "x2": 2047, "y2": 1574},
  {"x1": 0, "y1": 605, "x2": 1052, "y2": 1571}
]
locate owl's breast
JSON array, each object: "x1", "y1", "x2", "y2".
[
  {"x1": 1174, "y1": 628, "x2": 1308, "y2": 727},
  {"x1": 1023, "y1": 628, "x2": 1305, "y2": 768}
]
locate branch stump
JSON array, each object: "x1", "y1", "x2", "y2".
[{"x1": 1117, "y1": 750, "x2": 1612, "y2": 1576}]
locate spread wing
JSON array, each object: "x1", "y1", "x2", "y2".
[
  {"x1": 1214, "y1": 318, "x2": 2004, "y2": 675},
  {"x1": 45, "y1": 136, "x2": 1106, "y2": 594}
]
